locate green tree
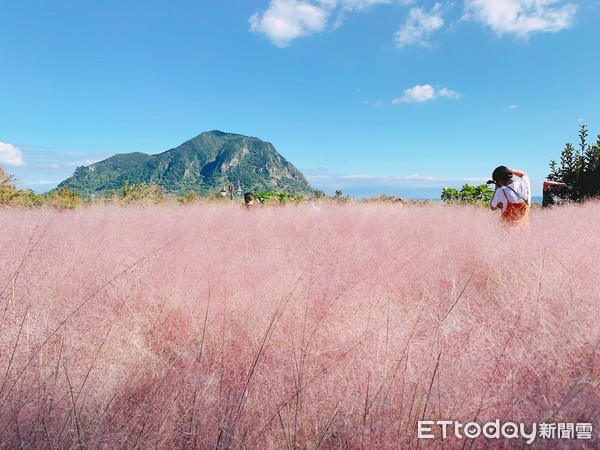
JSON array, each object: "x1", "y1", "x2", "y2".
[
  {"x1": 0, "y1": 165, "x2": 19, "y2": 204},
  {"x1": 440, "y1": 187, "x2": 460, "y2": 203},
  {"x1": 42, "y1": 187, "x2": 81, "y2": 209},
  {"x1": 441, "y1": 184, "x2": 493, "y2": 206},
  {"x1": 313, "y1": 189, "x2": 326, "y2": 199},
  {"x1": 0, "y1": 165, "x2": 47, "y2": 207},
  {"x1": 548, "y1": 124, "x2": 600, "y2": 201},
  {"x1": 333, "y1": 189, "x2": 350, "y2": 203}
]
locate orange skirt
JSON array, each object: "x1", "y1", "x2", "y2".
[{"x1": 501, "y1": 202, "x2": 529, "y2": 226}]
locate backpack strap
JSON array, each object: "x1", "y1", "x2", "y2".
[
  {"x1": 504, "y1": 182, "x2": 529, "y2": 205},
  {"x1": 502, "y1": 187, "x2": 511, "y2": 205}
]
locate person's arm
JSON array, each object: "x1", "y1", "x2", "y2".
[
  {"x1": 543, "y1": 180, "x2": 567, "y2": 191},
  {"x1": 509, "y1": 168, "x2": 531, "y2": 204},
  {"x1": 508, "y1": 168, "x2": 527, "y2": 178},
  {"x1": 490, "y1": 185, "x2": 504, "y2": 211}
]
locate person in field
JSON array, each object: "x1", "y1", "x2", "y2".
[
  {"x1": 244, "y1": 192, "x2": 255, "y2": 209},
  {"x1": 542, "y1": 180, "x2": 569, "y2": 208},
  {"x1": 489, "y1": 166, "x2": 531, "y2": 226}
]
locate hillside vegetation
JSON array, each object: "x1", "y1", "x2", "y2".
[{"x1": 55, "y1": 131, "x2": 313, "y2": 197}]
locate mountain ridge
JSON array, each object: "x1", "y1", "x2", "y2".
[{"x1": 56, "y1": 130, "x2": 313, "y2": 197}]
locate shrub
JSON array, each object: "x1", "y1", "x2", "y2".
[
  {"x1": 41, "y1": 186, "x2": 81, "y2": 209},
  {"x1": 120, "y1": 181, "x2": 166, "y2": 204},
  {"x1": 441, "y1": 183, "x2": 493, "y2": 205},
  {"x1": 178, "y1": 190, "x2": 200, "y2": 204},
  {"x1": 0, "y1": 165, "x2": 20, "y2": 205},
  {"x1": 255, "y1": 190, "x2": 306, "y2": 204},
  {"x1": 360, "y1": 194, "x2": 404, "y2": 204}
]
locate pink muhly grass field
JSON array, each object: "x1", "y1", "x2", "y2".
[{"x1": 0, "y1": 202, "x2": 598, "y2": 449}]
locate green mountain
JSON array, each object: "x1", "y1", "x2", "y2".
[{"x1": 56, "y1": 131, "x2": 313, "y2": 197}]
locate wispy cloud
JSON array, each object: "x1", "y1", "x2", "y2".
[
  {"x1": 438, "y1": 87, "x2": 462, "y2": 99},
  {"x1": 339, "y1": 0, "x2": 393, "y2": 12},
  {"x1": 0, "y1": 142, "x2": 25, "y2": 166},
  {"x1": 364, "y1": 99, "x2": 384, "y2": 107},
  {"x1": 48, "y1": 159, "x2": 100, "y2": 169},
  {"x1": 24, "y1": 180, "x2": 60, "y2": 186},
  {"x1": 394, "y1": 3, "x2": 445, "y2": 48},
  {"x1": 304, "y1": 169, "x2": 489, "y2": 197},
  {"x1": 305, "y1": 169, "x2": 486, "y2": 188},
  {"x1": 463, "y1": 0, "x2": 577, "y2": 38},
  {"x1": 392, "y1": 84, "x2": 462, "y2": 104}
]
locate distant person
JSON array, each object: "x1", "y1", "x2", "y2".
[
  {"x1": 244, "y1": 192, "x2": 255, "y2": 209},
  {"x1": 542, "y1": 180, "x2": 569, "y2": 208},
  {"x1": 489, "y1": 166, "x2": 531, "y2": 227},
  {"x1": 308, "y1": 197, "x2": 321, "y2": 213}
]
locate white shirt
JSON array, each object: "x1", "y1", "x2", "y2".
[{"x1": 491, "y1": 174, "x2": 531, "y2": 212}]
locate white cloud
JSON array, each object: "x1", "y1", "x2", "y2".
[
  {"x1": 393, "y1": 84, "x2": 435, "y2": 103},
  {"x1": 0, "y1": 142, "x2": 25, "y2": 166},
  {"x1": 249, "y1": 0, "x2": 330, "y2": 47},
  {"x1": 250, "y1": 0, "x2": 578, "y2": 47},
  {"x1": 250, "y1": 0, "x2": 395, "y2": 46},
  {"x1": 438, "y1": 87, "x2": 462, "y2": 99},
  {"x1": 392, "y1": 84, "x2": 462, "y2": 104},
  {"x1": 509, "y1": 104, "x2": 519, "y2": 109},
  {"x1": 394, "y1": 3, "x2": 444, "y2": 48},
  {"x1": 464, "y1": 0, "x2": 577, "y2": 38}
]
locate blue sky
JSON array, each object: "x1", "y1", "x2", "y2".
[{"x1": 1, "y1": 0, "x2": 598, "y2": 198}]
